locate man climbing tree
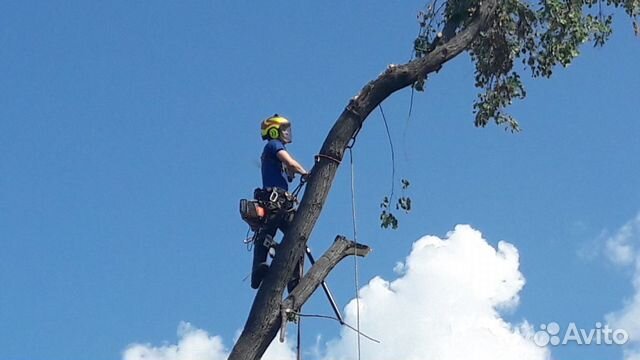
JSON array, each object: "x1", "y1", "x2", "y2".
[
  {"x1": 229, "y1": 0, "x2": 639, "y2": 358},
  {"x1": 250, "y1": 114, "x2": 309, "y2": 290}
]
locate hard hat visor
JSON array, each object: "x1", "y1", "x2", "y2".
[{"x1": 280, "y1": 123, "x2": 292, "y2": 143}]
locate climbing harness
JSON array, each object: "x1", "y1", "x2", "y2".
[{"x1": 239, "y1": 186, "x2": 298, "y2": 247}]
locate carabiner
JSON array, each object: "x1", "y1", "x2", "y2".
[{"x1": 269, "y1": 190, "x2": 279, "y2": 202}]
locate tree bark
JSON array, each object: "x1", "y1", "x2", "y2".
[{"x1": 228, "y1": 1, "x2": 498, "y2": 359}]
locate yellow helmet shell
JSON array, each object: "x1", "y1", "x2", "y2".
[{"x1": 261, "y1": 114, "x2": 290, "y2": 141}]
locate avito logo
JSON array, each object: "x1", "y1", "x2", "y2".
[{"x1": 533, "y1": 322, "x2": 629, "y2": 347}]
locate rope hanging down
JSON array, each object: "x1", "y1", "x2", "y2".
[
  {"x1": 378, "y1": 104, "x2": 396, "y2": 204},
  {"x1": 348, "y1": 146, "x2": 363, "y2": 360},
  {"x1": 289, "y1": 125, "x2": 380, "y2": 359}
]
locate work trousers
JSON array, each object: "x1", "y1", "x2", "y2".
[{"x1": 251, "y1": 192, "x2": 302, "y2": 291}]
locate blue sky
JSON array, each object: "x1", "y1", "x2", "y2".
[{"x1": 1, "y1": 1, "x2": 639, "y2": 360}]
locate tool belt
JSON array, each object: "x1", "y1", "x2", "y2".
[
  {"x1": 253, "y1": 187, "x2": 296, "y2": 212},
  {"x1": 239, "y1": 187, "x2": 296, "y2": 231}
]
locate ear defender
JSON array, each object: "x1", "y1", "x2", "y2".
[{"x1": 268, "y1": 127, "x2": 279, "y2": 139}]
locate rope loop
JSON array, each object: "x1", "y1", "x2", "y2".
[{"x1": 315, "y1": 153, "x2": 341, "y2": 165}]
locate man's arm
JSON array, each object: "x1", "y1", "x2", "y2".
[{"x1": 277, "y1": 150, "x2": 307, "y2": 176}]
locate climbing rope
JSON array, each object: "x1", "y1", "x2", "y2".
[
  {"x1": 315, "y1": 153, "x2": 341, "y2": 165},
  {"x1": 291, "y1": 176, "x2": 307, "y2": 198},
  {"x1": 348, "y1": 146, "x2": 362, "y2": 360},
  {"x1": 288, "y1": 127, "x2": 381, "y2": 359},
  {"x1": 378, "y1": 104, "x2": 396, "y2": 205},
  {"x1": 402, "y1": 86, "x2": 416, "y2": 161},
  {"x1": 296, "y1": 257, "x2": 304, "y2": 360},
  {"x1": 291, "y1": 311, "x2": 380, "y2": 344},
  {"x1": 290, "y1": 178, "x2": 308, "y2": 360}
]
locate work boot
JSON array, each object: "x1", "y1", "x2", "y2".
[{"x1": 251, "y1": 262, "x2": 269, "y2": 289}]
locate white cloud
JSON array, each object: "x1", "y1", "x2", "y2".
[
  {"x1": 123, "y1": 225, "x2": 547, "y2": 360},
  {"x1": 122, "y1": 322, "x2": 296, "y2": 360},
  {"x1": 123, "y1": 323, "x2": 228, "y2": 360},
  {"x1": 605, "y1": 213, "x2": 640, "y2": 266},
  {"x1": 318, "y1": 224, "x2": 548, "y2": 360},
  {"x1": 624, "y1": 350, "x2": 640, "y2": 360},
  {"x1": 605, "y1": 212, "x2": 640, "y2": 360}
]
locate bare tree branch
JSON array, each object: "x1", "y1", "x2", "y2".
[
  {"x1": 277, "y1": 236, "x2": 370, "y2": 342},
  {"x1": 282, "y1": 236, "x2": 371, "y2": 314}
]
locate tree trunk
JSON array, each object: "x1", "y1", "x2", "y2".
[{"x1": 228, "y1": 2, "x2": 498, "y2": 359}]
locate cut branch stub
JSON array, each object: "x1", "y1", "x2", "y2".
[{"x1": 282, "y1": 236, "x2": 371, "y2": 315}]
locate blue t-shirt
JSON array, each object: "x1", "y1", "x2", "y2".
[{"x1": 261, "y1": 140, "x2": 288, "y2": 191}]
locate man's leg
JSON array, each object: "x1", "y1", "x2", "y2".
[{"x1": 251, "y1": 225, "x2": 277, "y2": 289}]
